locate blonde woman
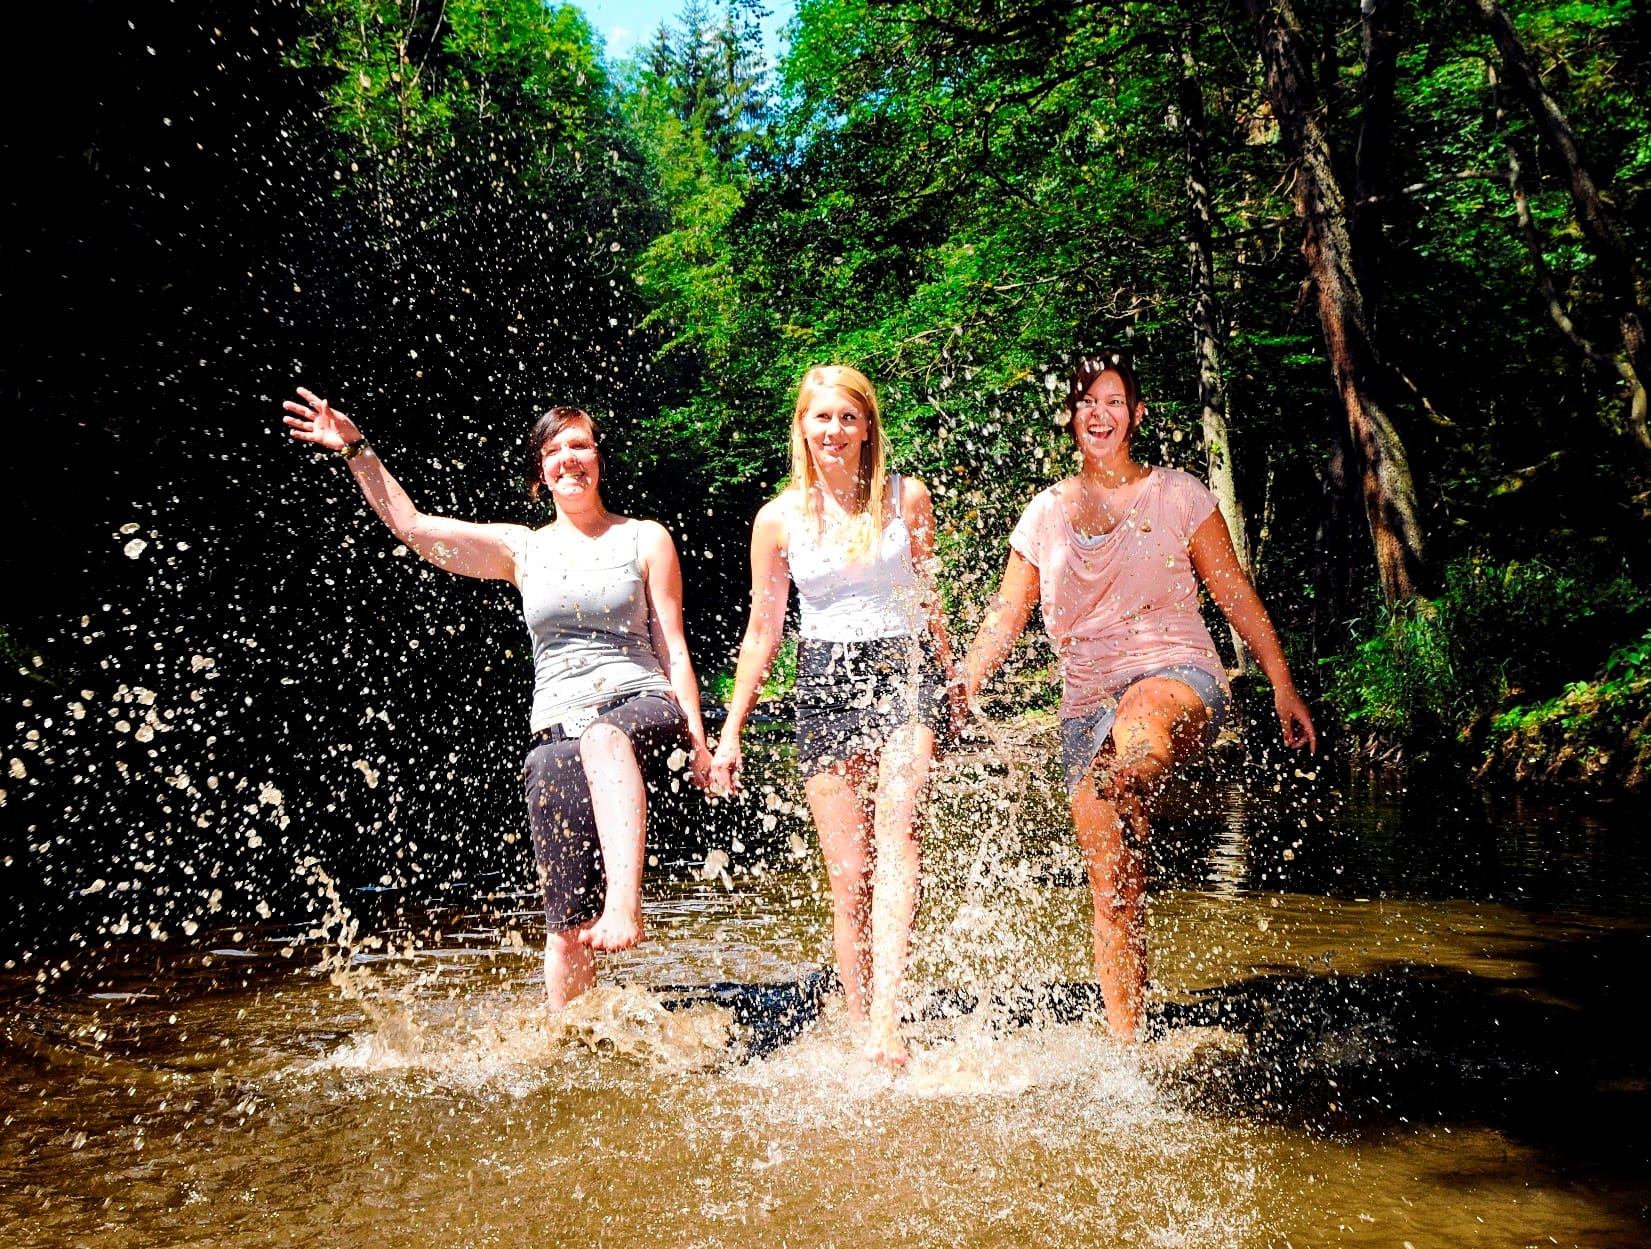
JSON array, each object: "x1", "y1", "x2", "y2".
[{"x1": 710, "y1": 366, "x2": 962, "y2": 1065}]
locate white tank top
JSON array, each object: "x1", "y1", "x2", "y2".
[{"x1": 787, "y1": 475, "x2": 925, "y2": 641}]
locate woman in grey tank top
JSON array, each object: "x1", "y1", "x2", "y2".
[{"x1": 283, "y1": 388, "x2": 713, "y2": 1008}]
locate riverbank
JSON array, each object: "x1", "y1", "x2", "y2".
[{"x1": 1317, "y1": 556, "x2": 1649, "y2": 796}]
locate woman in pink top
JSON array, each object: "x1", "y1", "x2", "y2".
[{"x1": 963, "y1": 353, "x2": 1315, "y2": 1041}]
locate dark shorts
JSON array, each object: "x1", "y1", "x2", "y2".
[
  {"x1": 522, "y1": 692, "x2": 689, "y2": 931},
  {"x1": 794, "y1": 635, "x2": 949, "y2": 776},
  {"x1": 1057, "y1": 664, "x2": 1230, "y2": 795}
]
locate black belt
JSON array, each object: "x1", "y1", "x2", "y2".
[{"x1": 529, "y1": 695, "x2": 639, "y2": 746}]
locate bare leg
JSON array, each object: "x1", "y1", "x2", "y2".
[
  {"x1": 804, "y1": 760, "x2": 875, "y2": 1020},
  {"x1": 1071, "y1": 679, "x2": 1210, "y2": 1041},
  {"x1": 544, "y1": 924, "x2": 597, "y2": 1008},
  {"x1": 1070, "y1": 781, "x2": 1148, "y2": 1038},
  {"x1": 865, "y1": 724, "x2": 935, "y2": 1066},
  {"x1": 577, "y1": 722, "x2": 649, "y2": 951}
]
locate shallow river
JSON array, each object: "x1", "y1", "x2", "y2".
[{"x1": 3, "y1": 735, "x2": 1647, "y2": 1247}]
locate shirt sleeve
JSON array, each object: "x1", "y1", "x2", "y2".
[
  {"x1": 1007, "y1": 491, "x2": 1052, "y2": 568},
  {"x1": 1164, "y1": 470, "x2": 1219, "y2": 542}
]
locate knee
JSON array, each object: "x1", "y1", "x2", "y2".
[
  {"x1": 825, "y1": 858, "x2": 873, "y2": 901},
  {"x1": 805, "y1": 768, "x2": 862, "y2": 809},
  {"x1": 578, "y1": 722, "x2": 633, "y2": 766},
  {"x1": 545, "y1": 925, "x2": 584, "y2": 957},
  {"x1": 1099, "y1": 748, "x2": 1168, "y2": 802},
  {"x1": 1089, "y1": 881, "x2": 1144, "y2": 924}
]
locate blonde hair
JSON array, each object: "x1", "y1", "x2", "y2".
[{"x1": 788, "y1": 364, "x2": 892, "y2": 562}]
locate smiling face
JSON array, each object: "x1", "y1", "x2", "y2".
[
  {"x1": 528, "y1": 410, "x2": 603, "y2": 508},
  {"x1": 799, "y1": 385, "x2": 871, "y2": 476},
  {"x1": 1071, "y1": 369, "x2": 1141, "y2": 466}
]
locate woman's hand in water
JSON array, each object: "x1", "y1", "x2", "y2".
[
  {"x1": 283, "y1": 387, "x2": 364, "y2": 452},
  {"x1": 1275, "y1": 685, "x2": 1318, "y2": 753},
  {"x1": 708, "y1": 735, "x2": 742, "y2": 797}
]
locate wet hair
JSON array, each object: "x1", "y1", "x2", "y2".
[
  {"x1": 1064, "y1": 351, "x2": 1142, "y2": 440},
  {"x1": 525, "y1": 406, "x2": 604, "y2": 502},
  {"x1": 788, "y1": 364, "x2": 892, "y2": 561}
]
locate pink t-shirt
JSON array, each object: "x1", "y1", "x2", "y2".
[{"x1": 1008, "y1": 467, "x2": 1229, "y2": 717}]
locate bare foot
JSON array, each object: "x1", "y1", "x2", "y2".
[
  {"x1": 578, "y1": 909, "x2": 644, "y2": 951},
  {"x1": 865, "y1": 1021, "x2": 909, "y2": 1068}
]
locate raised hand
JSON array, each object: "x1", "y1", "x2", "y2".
[{"x1": 282, "y1": 386, "x2": 364, "y2": 453}]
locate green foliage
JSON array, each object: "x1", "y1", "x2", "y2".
[
  {"x1": 1492, "y1": 626, "x2": 1651, "y2": 736},
  {"x1": 294, "y1": 0, "x2": 1651, "y2": 788},
  {"x1": 1485, "y1": 626, "x2": 1651, "y2": 788},
  {"x1": 1325, "y1": 602, "x2": 1460, "y2": 739},
  {"x1": 283, "y1": 0, "x2": 666, "y2": 445},
  {"x1": 290, "y1": 0, "x2": 608, "y2": 188},
  {"x1": 704, "y1": 635, "x2": 797, "y2": 706},
  {"x1": 763, "y1": 635, "x2": 799, "y2": 701},
  {"x1": 1326, "y1": 553, "x2": 1650, "y2": 741}
]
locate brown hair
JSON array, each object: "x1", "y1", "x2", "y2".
[
  {"x1": 788, "y1": 365, "x2": 891, "y2": 561},
  {"x1": 1064, "y1": 351, "x2": 1141, "y2": 438},
  {"x1": 525, "y1": 406, "x2": 604, "y2": 501}
]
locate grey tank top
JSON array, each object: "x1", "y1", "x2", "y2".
[{"x1": 517, "y1": 519, "x2": 671, "y2": 732}]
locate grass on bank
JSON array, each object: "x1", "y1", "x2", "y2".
[{"x1": 1324, "y1": 553, "x2": 1651, "y2": 787}]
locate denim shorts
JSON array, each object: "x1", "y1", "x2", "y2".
[{"x1": 1057, "y1": 665, "x2": 1230, "y2": 795}]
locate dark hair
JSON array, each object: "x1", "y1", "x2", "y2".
[
  {"x1": 1064, "y1": 351, "x2": 1141, "y2": 438},
  {"x1": 525, "y1": 406, "x2": 604, "y2": 501}
]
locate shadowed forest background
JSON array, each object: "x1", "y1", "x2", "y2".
[{"x1": 3, "y1": 0, "x2": 1647, "y2": 951}]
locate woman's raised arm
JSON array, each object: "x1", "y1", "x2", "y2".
[{"x1": 283, "y1": 387, "x2": 522, "y2": 583}]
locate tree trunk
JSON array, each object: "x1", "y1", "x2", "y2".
[
  {"x1": 1352, "y1": 0, "x2": 1404, "y2": 319},
  {"x1": 1180, "y1": 35, "x2": 1252, "y2": 671},
  {"x1": 1313, "y1": 435, "x2": 1357, "y2": 656},
  {"x1": 1243, "y1": 0, "x2": 1427, "y2": 605},
  {"x1": 1469, "y1": 0, "x2": 1651, "y2": 452}
]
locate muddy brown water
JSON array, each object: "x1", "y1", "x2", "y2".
[{"x1": 3, "y1": 732, "x2": 1647, "y2": 1247}]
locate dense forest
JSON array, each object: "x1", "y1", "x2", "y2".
[
  {"x1": 615, "y1": 0, "x2": 1651, "y2": 788},
  {"x1": 3, "y1": 0, "x2": 1648, "y2": 945}
]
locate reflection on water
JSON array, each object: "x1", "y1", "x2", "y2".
[{"x1": 2, "y1": 744, "x2": 1648, "y2": 1247}]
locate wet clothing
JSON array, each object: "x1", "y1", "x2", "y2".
[
  {"x1": 784, "y1": 476, "x2": 946, "y2": 774},
  {"x1": 787, "y1": 475, "x2": 926, "y2": 642},
  {"x1": 794, "y1": 636, "x2": 949, "y2": 774},
  {"x1": 1056, "y1": 665, "x2": 1230, "y2": 794},
  {"x1": 522, "y1": 693, "x2": 689, "y2": 930},
  {"x1": 514, "y1": 519, "x2": 683, "y2": 930},
  {"x1": 517, "y1": 519, "x2": 671, "y2": 734},
  {"x1": 1007, "y1": 467, "x2": 1230, "y2": 721}
]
